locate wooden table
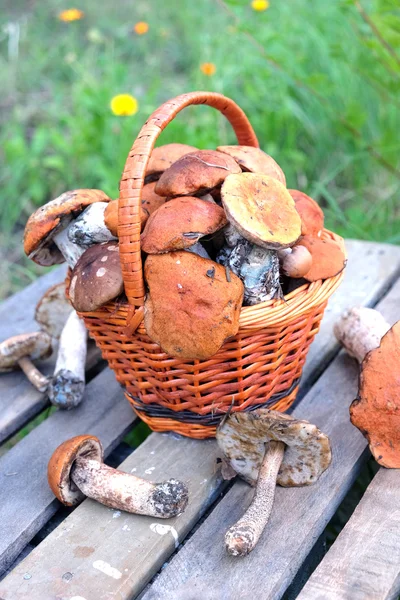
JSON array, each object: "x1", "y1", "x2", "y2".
[{"x1": 0, "y1": 239, "x2": 399, "y2": 600}]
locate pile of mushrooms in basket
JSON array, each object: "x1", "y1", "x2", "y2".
[{"x1": 23, "y1": 144, "x2": 346, "y2": 362}]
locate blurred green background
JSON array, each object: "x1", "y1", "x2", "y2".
[{"x1": 1, "y1": 0, "x2": 399, "y2": 299}]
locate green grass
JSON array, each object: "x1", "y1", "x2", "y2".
[{"x1": 1, "y1": 0, "x2": 399, "y2": 298}]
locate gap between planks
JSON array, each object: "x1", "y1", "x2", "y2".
[{"x1": 0, "y1": 240, "x2": 399, "y2": 600}]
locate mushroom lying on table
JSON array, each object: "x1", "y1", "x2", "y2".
[
  {"x1": 219, "y1": 173, "x2": 302, "y2": 304},
  {"x1": 47, "y1": 310, "x2": 88, "y2": 409},
  {"x1": 334, "y1": 307, "x2": 400, "y2": 467},
  {"x1": 217, "y1": 409, "x2": 331, "y2": 556},
  {"x1": 0, "y1": 331, "x2": 52, "y2": 392},
  {"x1": 24, "y1": 189, "x2": 111, "y2": 268},
  {"x1": 48, "y1": 435, "x2": 189, "y2": 517},
  {"x1": 35, "y1": 282, "x2": 73, "y2": 339}
]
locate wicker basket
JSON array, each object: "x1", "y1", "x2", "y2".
[{"x1": 71, "y1": 91, "x2": 345, "y2": 439}]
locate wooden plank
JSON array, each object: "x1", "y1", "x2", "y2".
[
  {"x1": 0, "y1": 367, "x2": 136, "y2": 576},
  {"x1": 0, "y1": 433, "x2": 225, "y2": 600},
  {"x1": 300, "y1": 239, "x2": 400, "y2": 395},
  {"x1": 297, "y1": 468, "x2": 400, "y2": 600},
  {"x1": 140, "y1": 276, "x2": 400, "y2": 600},
  {"x1": 0, "y1": 266, "x2": 103, "y2": 444}
]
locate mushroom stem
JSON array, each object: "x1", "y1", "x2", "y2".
[
  {"x1": 48, "y1": 311, "x2": 87, "y2": 409},
  {"x1": 225, "y1": 440, "x2": 285, "y2": 556},
  {"x1": 334, "y1": 307, "x2": 391, "y2": 363},
  {"x1": 71, "y1": 457, "x2": 189, "y2": 518},
  {"x1": 67, "y1": 203, "x2": 117, "y2": 247},
  {"x1": 227, "y1": 233, "x2": 281, "y2": 305},
  {"x1": 18, "y1": 356, "x2": 49, "y2": 392},
  {"x1": 53, "y1": 226, "x2": 86, "y2": 269}
]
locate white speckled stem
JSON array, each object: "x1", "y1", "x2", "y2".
[
  {"x1": 68, "y1": 203, "x2": 117, "y2": 247},
  {"x1": 225, "y1": 440, "x2": 285, "y2": 556},
  {"x1": 18, "y1": 356, "x2": 49, "y2": 392},
  {"x1": 334, "y1": 307, "x2": 391, "y2": 363},
  {"x1": 71, "y1": 458, "x2": 189, "y2": 518},
  {"x1": 53, "y1": 226, "x2": 86, "y2": 269},
  {"x1": 48, "y1": 311, "x2": 87, "y2": 409}
]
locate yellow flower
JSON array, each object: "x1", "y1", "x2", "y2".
[
  {"x1": 110, "y1": 94, "x2": 138, "y2": 117},
  {"x1": 58, "y1": 8, "x2": 84, "y2": 22},
  {"x1": 200, "y1": 62, "x2": 216, "y2": 76},
  {"x1": 251, "y1": 0, "x2": 270, "y2": 11},
  {"x1": 134, "y1": 22, "x2": 149, "y2": 35}
]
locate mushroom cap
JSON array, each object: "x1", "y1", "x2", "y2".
[
  {"x1": 216, "y1": 409, "x2": 332, "y2": 486},
  {"x1": 141, "y1": 196, "x2": 227, "y2": 254},
  {"x1": 24, "y1": 189, "x2": 111, "y2": 266},
  {"x1": 146, "y1": 143, "x2": 198, "y2": 180},
  {"x1": 155, "y1": 150, "x2": 241, "y2": 198},
  {"x1": 69, "y1": 242, "x2": 124, "y2": 313},
  {"x1": 0, "y1": 331, "x2": 52, "y2": 372},
  {"x1": 104, "y1": 182, "x2": 166, "y2": 236},
  {"x1": 289, "y1": 190, "x2": 324, "y2": 237},
  {"x1": 350, "y1": 321, "x2": 400, "y2": 468},
  {"x1": 144, "y1": 251, "x2": 244, "y2": 360},
  {"x1": 35, "y1": 282, "x2": 73, "y2": 339},
  {"x1": 281, "y1": 245, "x2": 313, "y2": 278},
  {"x1": 221, "y1": 173, "x2": 302, "y2": 249},
  {"x1": 297, "y1": 235, "x2": 346, "y2": 281},
  {"x1": 48, "y1": 435, "x2": 103, "y2": 506},
  {"x1": 217, "y1": 145, "x2": 286, "y2": 185}
]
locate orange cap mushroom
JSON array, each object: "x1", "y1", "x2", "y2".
[
  {"x1": 217, "y1": 145, "x2": 286, "y2": 185},
  {"x1": 104, "y1": 182, "x2": 166, "y2": 237},
  {"x1": 141, "y1": 196, "x2": 227, "y2": 254},
  {"x1": 288, "y1": 190, "x2": 324, "y2": 238},
  {"x1": 221, "y1": 173, "x2": 301, "y2": 249},
  {"x1": 155, "y1": 150, "x2": 241, "y2": 198},
  {"x1": 297, "y1": 235, "x2": 346, "y2": 281},
  {"x1": 146, "y1": 143, "x2": 198, "y2": 180},
  {"x1": 144, "y1": 251, "x2": 244, "y2": 359}
]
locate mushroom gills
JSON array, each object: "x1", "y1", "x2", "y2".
[
  {"x1": 48, "y1": 311, "x2": 87, "y2": 409},
  {"x1": 68, "y1": 202, "x2": 117, "y2": 247},
  {"x1": 71, "y1": 457, "x2": 188, "y2": 518},
  {"x1": 227, "y1": 238, "x2": 281, "y2": 305}
]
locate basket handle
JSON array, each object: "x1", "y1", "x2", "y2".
[{"x1": 118, "y1": 91, "x2": 259, "y2": 307}]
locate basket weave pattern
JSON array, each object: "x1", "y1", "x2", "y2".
[{"x1": 70, "y1": 92, "x2": 344, "y2": 439}]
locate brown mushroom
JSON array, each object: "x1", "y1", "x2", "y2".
[
  {"x1": 289, "y1": 190, "x2": 324, "y2": 237},
  {"x1": 221, "y1": 173, "x2": 301, "y2": 249},
  {"x1": 334, "y1": 308, "x2": 400, "y2": 467},
  {"x1": 155, "y1": 150, "x2": 241, "y2": 198},
  {"x1": 144, "y1": 251, "x2": 244, "y2": 359},
  {"x1": 68, "y1": 202, "x2": 117, "y2": 247},
  {"x1": 35, "y1": 282, "x2": 73, "y2": 339},
  {"x1": 280, "y1": 245, "x2": 313, "y2": 278},
  {"x1": 141, "y1": 196, "x2": 227, "y2": 254},
  {"x1": 217, "y1": 409, "x2": 331, "y2": 556},
  {"x1": 48, "y1": 435, "x2": 189, "y2": 517},
  {"x1": 68, "y1": 242, "x2": 124, "y2": 313},
  {"x1": 216, "y1": 145, "x2": 286, "y2": 185},
  {"x1": 104, "y1": 182, "x2": 166, "y2": 236},
  {"x1": 146, "y1": 143, "x2": 198, "y2": 181},
  {"x1": 297, "y1": 235, "x2": 346, "y2": 281},
  {"x1": 0, "y1": 332, "x2": 52, "y2": 391},
  {"x1": 24, "y1": 189, "x2": 110, "y2": 267}
]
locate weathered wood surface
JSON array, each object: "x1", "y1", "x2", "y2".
[
  {"x1": 298, "y1": 469, "x2": 400, "y2": 600},
  {"x1": 0, "y1": 368, "x2": 135, "y2": 576},
  {"x1": 0, "y1": 265, "x2": 103, "y2": 444},
  {"x1": 141, "y1": 277, "x2": 400, "y2": 600},
  {"x1": 0, "y1": 433, "x2": 225, "y2": 600},
  {"x1": 300, "y1": 239, "x2": 400, "y2": 395}
]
